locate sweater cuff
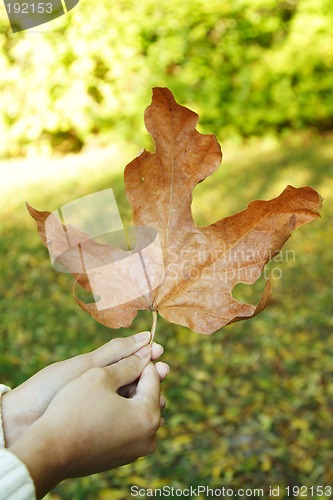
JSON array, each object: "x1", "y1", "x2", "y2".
[
  {"x1": 0, "y1": 449, "x2": 36, "y2": 499},
  {"x1": 0, "y1": 384, "x2": 11, "y2": 449}
]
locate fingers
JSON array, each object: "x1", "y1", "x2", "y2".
[
  {"x1": 133, "y1": 362, "x2": 161, "y2": 408},
  {"x1": 105, "y1": 346, "x2": 151, "y2": 390},
  {"x1": 117, "y1": 362, "x2": 170, "y2": 398},
  {"x1": 160, "y1": 395, "x2": 166, "y2": 411},
  {"x1": 88, "y1": 332, "x2": 151, "y2": 367},
  {"x1": 151, "y1": 342, "x2": 164, "y2": 360},
  {"x1": 119, "y1": 362, "x2": 169, "y2": 428},
  {"x1": 154, "y1": 362, "x2": 170, "y2": 382},
  {"x1": 86, "y1": 333, "x2": 165, "y2": 368}
]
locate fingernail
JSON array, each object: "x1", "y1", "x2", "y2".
[
  {"x1": 134, "y1": 331, "x2": 150, "y2": 343},
  {"x1": 153, "y1": 342, "x2": 164, "y2": 354},
  {"x1": 135, "y1": 345, "x2": 151, "y2": 359}
]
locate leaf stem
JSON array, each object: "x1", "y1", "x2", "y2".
[{"x1": 150, "y1": 310, "x2": 158, "y2": 344}]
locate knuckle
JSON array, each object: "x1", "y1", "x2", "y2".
[
  {"x1": 85, "y1": 367, "x2": 108, "y2": 384},
  {"x1": 125, "y1": 355, "x2": 140, "y2": 373},
  {"x1": 76, "y1": 353, "x2": 94, "y2": 370},
  {"x1": 108, "y1": 338, "x2": 124, "y2": 350}
]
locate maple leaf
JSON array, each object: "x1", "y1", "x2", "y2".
[{"x1": 27, "y1": 87, "x2": 322, "y2": 336}]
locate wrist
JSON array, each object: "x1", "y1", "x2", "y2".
[
  {"x1": 1, "y1": 389, "x2": 28, "y2": 447},
  {"x1": 0, "y1": 384, "x2": 11, "y2": 448},
  {"x1": 9, "y1": 417, "x2": 65, "y2": 499}
]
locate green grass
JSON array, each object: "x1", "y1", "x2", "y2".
[{"x1": 1, "y1": 133, "x2": 332, "y2": 499}]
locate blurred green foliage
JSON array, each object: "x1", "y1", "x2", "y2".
[
  {"x1": 0, "y1": 134, "x2": 332, "y2": 498},
  {"x1": 0, "y1": 0, "x2": 333, "y2": 157}
]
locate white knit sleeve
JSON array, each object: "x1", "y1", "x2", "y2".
[
  {"x1": 0, "y1": 384, "x2": 11, "y2": 449},
  {"x1": 0, "y1": 449, "x2": 36, "y2": 499},
  {"x1": 0, "y1": 384, "x2": 36, "y2": 499}
]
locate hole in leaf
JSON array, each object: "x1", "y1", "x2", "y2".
[
  {"x1": 232, "y1": 272, "x2": 268, "y2": 304},
  {"x1": 75, "y1": 285, "x2": 96, "y2": 304}
]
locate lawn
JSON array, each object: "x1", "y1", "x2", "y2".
[{"x1": 1, "y1": 132, "x2": 332, "y2": 499}]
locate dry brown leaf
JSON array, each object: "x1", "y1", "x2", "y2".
[{"x1": 27, "y1": 87, "x2": 322, "y2": 335}]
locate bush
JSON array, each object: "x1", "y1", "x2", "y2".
[{"x1": 0, "y1": 0, "x2": 332, "y2": 156}]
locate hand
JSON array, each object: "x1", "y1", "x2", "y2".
[
  {"x1": 2, "y1": 332, "x2": 166, "y2": 446},
  {"x1": 10, "y1": 347, "x2": 168, "y2": 499}
]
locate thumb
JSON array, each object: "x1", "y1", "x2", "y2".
[
  {"x1": 133, "y1": 362, "x2": 160, "y2": 408},
  {"x1": 106, "y1": 345, "x2": 151, "y2": 390}
]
